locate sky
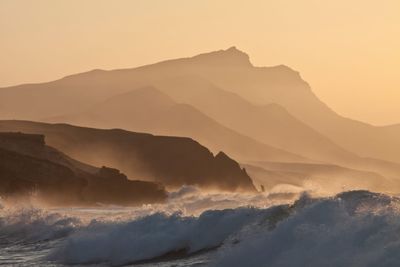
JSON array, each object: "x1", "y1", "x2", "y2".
[{"x1": 1, "y1": 0, "x2": 399, "y2": 125}]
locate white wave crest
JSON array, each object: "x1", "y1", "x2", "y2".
[
  {"x1": 3, "y1": 189, "x2": 400, "y2": 267},
  {"x1": 0, "y1": 208, "x2": 81, "y2": 245},
  {"x1": 214, "y1": 191, "x2": 400, "y2": 267},
  {"x1": 48, "y1": 207, "x2": 271, "y2": 265}
]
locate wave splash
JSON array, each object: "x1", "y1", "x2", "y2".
[
  {"x1": 0, "y1": 208, "x2": 80, "y2": 245},
  {"x1": 2, "y1": 190, "x2": 400, "y2": 266},
  {"x1": 214, "y1": 191, "x2": 400, "y2": 267},
  {"x1": 49, "y1": 208, "x2": 269, "y2": 265}
]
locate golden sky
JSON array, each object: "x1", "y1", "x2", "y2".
[{"x1": 1, "y1": 0, "x2": 399, "y2": 125}]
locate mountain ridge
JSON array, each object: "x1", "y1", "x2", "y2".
[
  {"x1": 46, "y1": 86, "x2": 307, "y2": 163},
  {"x1": 1, "y1": 47, "x2": 400, "y2": 167}
]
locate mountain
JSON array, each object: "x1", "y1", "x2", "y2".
[
  {"x1": 0, "y1": 120, "x2": 257, "y2": 192},
  {"x1": 47, "y1": 86, "x2": 305, "y2": 163},
  {"x1": 160, "y1": 47, "x2": 400, "y2": 164},
  {"x1": 146, "y1": 47, "x2": 400, "y2": 165},
  {"x1": 0, "y1": 132, "x2": 167, "y2": 205},
  {"x1": 146, "y1": 75, "x2": 355, "y2": 164},
  {"x1": 1, "y1": 47, "x2": 400, "y2": 193},
  {"x1": 153, "y1": 77, "x2": 400, "y2": 183},
  {"x1": 1, "y1": 47, "x2": 399, "y2": 165},
  {"x1": 31, "y1": 57, "x2": 400, "y2": 184}
]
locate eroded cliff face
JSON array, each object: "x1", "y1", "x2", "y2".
[
  {"x1": 0, "y1": 121, "x2": 257, "y2": 192},
  {"x1": 0, "y1": 132, "x2": 167, "y2": 206},
  {"x1": 85, "y1": 166, "x2": 167, "y2": 205},
  {"x1": 0, "y1": 146, "x2": 87, "y2": 204},
  {"x1": 213, "y1": 152, "x2": 255, "y2": 192}
]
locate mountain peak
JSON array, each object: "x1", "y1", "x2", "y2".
[
  {"x1": 190, "y1": 46, "x2": 252, "y2": 67},
  {"x1": 226, "y1": 46, "x2": 241, "y2": 52}
]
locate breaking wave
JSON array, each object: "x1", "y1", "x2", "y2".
[
  {"x1": 214, "y1": 191, "x2": 400, "y2": 267},
  {"x1": 2, "y1": 189, "x2": 400, "y2": 266},
  {"x1": 0, "y1": 208, "x2": 80, "y2": 245}
]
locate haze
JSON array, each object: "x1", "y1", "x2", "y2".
[{"x1": 1, "y1": 0, "x2": 399, "y2": 125}]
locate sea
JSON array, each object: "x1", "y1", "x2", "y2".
[{"x1": 1, "y1": 185, "x2": 400, "y2": 267}]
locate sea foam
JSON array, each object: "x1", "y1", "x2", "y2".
[{"x1": 3, "y1": 190, "x2": 400, "y2": 267}]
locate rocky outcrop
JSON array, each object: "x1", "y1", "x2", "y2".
[
  {"x1": 0, "y1": 121, "x2": 257, "y2": 192},
  {"x1": 86, "y1": 166, "x2": 166, "y2": 205},
  {"x1": 0, "y1": 146, "x2": 87, "y2": 204},
  {"x1": 211, "y1": 152, "x2": 255, "y2": 191},
  {"x1": 0, "y1": 132, "x2": 167, "y2": 206}
]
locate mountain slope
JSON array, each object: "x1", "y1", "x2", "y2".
[
  {"x1": 1, "y1": 47, "x2": 399, "y2": 164},
  {"x1": 0, "y1": 120, "x2": 257, "y2": 192},
  {"x1": 156, "y1": 48, "x2": 400, "y2": 164},
  {"x1": 148, "y1": 75, "x2": 355, "y2": 164},
  {"x1": 48, "y1": 87, "x2": 305, "y2": 163},
  {"x1": 42, "y1": 75, "x2": 400, "y2": 185}
]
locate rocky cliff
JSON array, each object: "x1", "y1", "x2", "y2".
[
  {"x1": 0, "y1": 121, "x2": 257, "y2": 192},
  {"x1": 0, "y1": 132, "x2": 167, "y2": 205}
]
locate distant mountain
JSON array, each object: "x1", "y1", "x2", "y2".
[
  {"x1": 1, "y1": 47, "x2": 398, "y2": 164},
  {"x1": 152, "y1": 77, "x2": 400, "y2": 184},
  {"x1": 0, "y1": 132, "x2": 167, "y2": 205},
  {"x1": 47, "y1": 86, "x2": 305, "y2": 163},
  {"x1": 0, "y1": 121, "x2": 257, "y2": 192},
  {"x1": 146, "y1": 75, "x2": 355, "y2": 164},
  {"x1": 161, "y1": 47, "x2": 400, "y2": 164},
  {"x1": 1, "y1": 47, "x2": 400, "y2": 193},
  {"x1": 35, "y1": 65, "x2": 400, "y2": 186}
]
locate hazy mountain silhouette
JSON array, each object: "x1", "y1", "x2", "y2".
[
  {"x1": 35, "y1": 63, "x2": 400, "y2": 185},
  {"x1": 0, "y1": 132, "x2": 167, "y2": 205},
  {"x1": 1, "y1": 47, "x2": 398, "y2": 164},
  {"x1": 1, "y1": 47, "x2": 400, "y2": 191},
  {"x1": 47, "y1": 86, "x2": 305, "y2": 163},
  {"x1": 145, "y1": 75, "x2": 355, "y2": 164},
  {"x1": 157, "y1": 47, "x2": 400, "y2": 164},
  {"x1": 0, "y1": 120, "x2": 256, "y2": 192}
]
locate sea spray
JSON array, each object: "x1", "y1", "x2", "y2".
[
  {"x1": 214, "y1": 191, "x2": 400, "y2": 267},
  {"x1": 2, "y1": 189, "x2": 400, "y2": 266}
]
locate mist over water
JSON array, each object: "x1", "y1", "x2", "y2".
[{"x1": 1, "y1": 186, "x2": 400, "y2": 267}]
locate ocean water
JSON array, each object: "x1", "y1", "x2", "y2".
[{"x1": 1, "y1": 186, "x2": 400, "y2": 267}]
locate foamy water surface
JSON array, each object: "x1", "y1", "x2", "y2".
[{"x1": 1, "y1": 186, "x2": 400, "y2": 267}]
